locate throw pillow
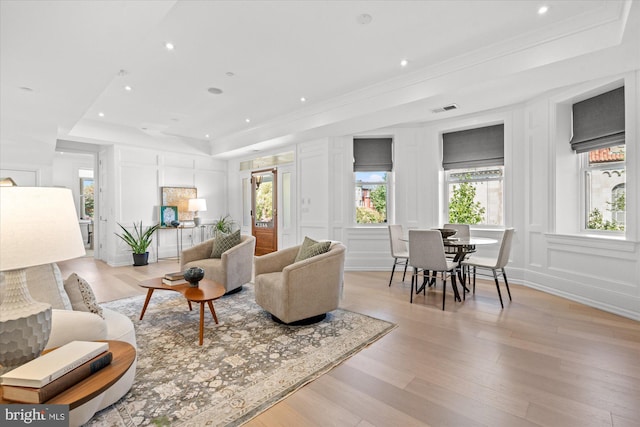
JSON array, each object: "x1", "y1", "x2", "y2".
[
  {"x1": 63, "y1": 273, "x2": 104, "y2": 318},
  {"x1": 295, "y1": 236, "x2": 331, "y2": 262},
  {"x1": 210, "y1": 229, "x2": 241, "y2": 258}
]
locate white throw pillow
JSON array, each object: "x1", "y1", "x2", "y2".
[{"x1": 63, "y1": 273, "x2": 104, "y2": 318}]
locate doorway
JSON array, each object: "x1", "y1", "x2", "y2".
[{"x1": 252, "y1": 169, "x2": 277, "y2": 255}]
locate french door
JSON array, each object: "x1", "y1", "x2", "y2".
[{"x1": 252, "y1": 169, "x2": 277, "y2": 255}]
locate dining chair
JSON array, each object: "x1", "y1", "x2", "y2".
[
  {"x1": 408, "y1": 229, "x2": 460, "y2": 310},
  {"x1": 443, "y1": 223, "x2": 470, "y2": 238},
  {"x1": 444, "y1": 223, "x2": 473, "y2": 287},
  {"x1": 460, "y1": 228, "x2": 514, "y2": 308},
  {"x1": 387, "y1": 225, "x2": 409, "y2": 286}
]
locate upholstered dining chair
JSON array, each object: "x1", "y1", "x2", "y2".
[
  {"x1": 460, "y1": 228, "x2": 514, "y2": 308},
  {"x1": 408, "y1": 229, "x2": 460, "y2": 310},
  {"x1": 444, "y1": 223, "x2": 473, "y2": 285},
  {"x1": 388, "y1": 224, "x2": 409, "y2": 286},
  {"x1": 443, "y1": 223, "x2": 470, "y2": 239}
]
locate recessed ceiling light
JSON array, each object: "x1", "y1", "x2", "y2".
[
  {"x1": 357, "y1": 14, "x2": 373, "y2": 25},
  {"x1": 18, "y1": 86, "x2": 34, "y2": 92},
  {"x1": 400, "y1": 59, "x2": 409, "y2": 67},
  {"x1": 207, "y1": 87, "x2": 223, "y2": 95},
  {"x1": 165, "y1": 42, "x2": 175, "y2": 50},
  {"x1": 538, "y1": 5, "x2": 549, "y2": 15},
  {"x1": 300, "y1": 97, "x2": 306, "y2": 102},
  {"x1": 226, "y1": 72, "x2": 235, "y2": 77},
  {"x1": 124, "y1": 85, "x2": 132, "y2": 91},
  {"x1": 98, "y1": 112, "x2": 105, "y2": 117},
  {"x1": 245, "y1": 118, "x2": 251, "y2": 123},
  {"x1": 205, "y1": 134, "x2": 210, "y2": 138}
]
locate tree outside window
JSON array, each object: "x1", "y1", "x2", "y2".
[{"x1": 446, "y1": 167, "x2": 503, "y2": 225}]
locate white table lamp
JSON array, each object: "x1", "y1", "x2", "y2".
[
  {"x1": 0, "y1": 186, "x2": 86, "y2": 371},
  {"x1": 188, "y1": 198, "x2": 207, "y2": 226}
]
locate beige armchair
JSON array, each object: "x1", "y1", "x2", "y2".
[
  {"x1": 254, "y1": 241, "x2": 346, "y2": 324},
  {"x1": 181, "y1": 234, "x2": 256, "y2": 294}
]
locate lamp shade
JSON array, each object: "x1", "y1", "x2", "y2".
[
  {"x1": 0, "y1": 187, "x2": 86, "y2": 271},
  {"x1": 188, "y1": 198, "x2": 207, "y2": 212}
]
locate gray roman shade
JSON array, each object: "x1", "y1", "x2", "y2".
[
  {"x1": 353, "y1": 138, "x2": 393, "y2": 172},
  {"x1": 570, "y1": 86, "x2": 625, "y2": 153},
  {"x1": 442, "y1": 124, "x2": 504, "y2": 170}
]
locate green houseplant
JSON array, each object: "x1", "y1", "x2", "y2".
[
  {"x1": 115, "y1": 221, "x2": 160, "y2": 266},
  {"x1": 213, "y1": 215, "x2": 236, "y2": 237}
]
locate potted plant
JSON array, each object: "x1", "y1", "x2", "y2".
[
  {"x1": 213, "y1": 214, "x2": 236, "y2": 237},
  {"x1": 115, "y1": 221, "x2": 160, "y2": 266}
]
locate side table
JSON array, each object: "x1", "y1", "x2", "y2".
[{"x1": 1, "y1": 340, "x2": 135, "y2": 426}]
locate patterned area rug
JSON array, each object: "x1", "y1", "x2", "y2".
[{"x1": 89, "y1": 284, "x2": 396, "y2": 426}]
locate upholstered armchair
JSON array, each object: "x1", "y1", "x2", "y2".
[
  {"x1": 254, "y1": 241, "x2": 346, "y2": 324},
  {"x1": 181, "y1": 234, "x2": 256, "y2": 294}
]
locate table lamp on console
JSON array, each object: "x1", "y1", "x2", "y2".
[
  {"x1": 188, "y1": 198, "x2": 207, "y2": 226},
  {"x1": 0, "y1": 185, "x2": 86, "y2": 373}
]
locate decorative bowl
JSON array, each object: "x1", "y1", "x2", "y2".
[
  {"x1": 183, "y1": 267, "x2": 205, "y2": 287},
  {"x1": 435, "y1": 228, "x2": 457, "y2": 239}
]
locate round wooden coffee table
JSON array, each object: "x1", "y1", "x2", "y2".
[{"x1": 139, "y1": 278, "x2": 226, "y2": 345}]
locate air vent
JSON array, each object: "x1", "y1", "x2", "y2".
[{"x1": 432, "y1": 103, "x2": 459, "y2": 113}]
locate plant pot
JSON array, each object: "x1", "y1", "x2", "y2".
[{"x1": 133, "y1": 252, "x2": 149, "y2": 266}]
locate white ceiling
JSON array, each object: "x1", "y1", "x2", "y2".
[{"x1": 1, "y1": 1, "x2": 638, "y2": 160}]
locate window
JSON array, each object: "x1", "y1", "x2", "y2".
[
  {"x1": 353, "y1": 138, "x2": 392, "y2": 224},
  {"x1": 443, "y1": 124, "x2": 504, "y2": 225},
  {"x1": 584, "y1": 146, "x2": 625, "y2": 231},
  {"x1": 570, "y1": 86, "x2": 625, "y2": 232},
  {"x1": 446, "y1": 167, "x2": 503, "y2": 225},
  {"x1": 355, "y1": 172, "x2": 388, "y2": 224},
  {"x1": 79, "y1": 169, "x2": 94, "y2": 220}
]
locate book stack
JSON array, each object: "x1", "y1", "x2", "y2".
[
  {"x1": 0, "y1": 341, "x2": 111, "y2": 404},
  {"x1": 162, "y1": 271, "x2": 187, "y2": 286}
]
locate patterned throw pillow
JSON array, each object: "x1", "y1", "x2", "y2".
[
  {"x1": 63, "y1": 273, "x2": 104, "y2": 318},
  {"x1": 210, "y1": 229, "x2": 242, "y2": 258},
  {"x1": 295, "y1": 236, "x2": 331, "y2": 262}
]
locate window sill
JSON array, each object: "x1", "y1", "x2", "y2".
[{"x1": 545, "y1": 232, "x2": 637, "y2": 252}]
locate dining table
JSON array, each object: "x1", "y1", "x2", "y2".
[{"x1": 403, "y1": 234, "x2": 498, "y2": 298}]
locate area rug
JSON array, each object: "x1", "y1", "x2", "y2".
[{"x1": 88, "y1": 284, "x2": 396, "y2": 426}]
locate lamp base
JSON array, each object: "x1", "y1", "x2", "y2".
[
  {"x1": 0, "y1": 307, "x2": 52, "y2": 372},
  {"x1": 194, "y1": 217, "x2": 202, "y2": 226},
  {"x1": 0, "y1": 269, "x2": 52, "y2": 372}
]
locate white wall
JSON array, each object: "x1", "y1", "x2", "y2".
[
  {"x1": 228, "y1": 70, "x2": 639, "y2": 320},
  {"x1": 107, "y1": 145, "x2": 227, "y2": 266}
]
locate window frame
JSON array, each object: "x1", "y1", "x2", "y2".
[
  {"x1": 354, "y1": 171, "x2": 394, "y2": 225},
  {"x1": 579, "y1": 148, "x2": 625, "y2": 235},
  {"x1": 444, "y1": 165, "x2": 505, "y2": 227}
]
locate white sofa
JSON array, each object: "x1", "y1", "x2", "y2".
[{"x1": 25, "y1": 263, "x2": 136, "y2": 427}]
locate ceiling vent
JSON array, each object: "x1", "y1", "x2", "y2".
[{"x1": 432, "y1": 103, "x2": 459, "y2": 113}]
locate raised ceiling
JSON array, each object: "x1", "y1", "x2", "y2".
[{"x1": 1, "y1": 1, "x2": 638, "y2": 160}]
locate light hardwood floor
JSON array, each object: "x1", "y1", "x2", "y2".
[{"x1": 58, "y1": 257, "x2": 640, "y2": 427}]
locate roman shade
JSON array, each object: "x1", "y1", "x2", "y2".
[
  {"x1": 353, "y1": 138, "x2": 393, "y2": 172},
  {"x1": 442, "y1": 124, "x2": 504, "y2": 170},
  {"x1": 570, "y1": 86, "x2": 625, "y2": 153}
]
